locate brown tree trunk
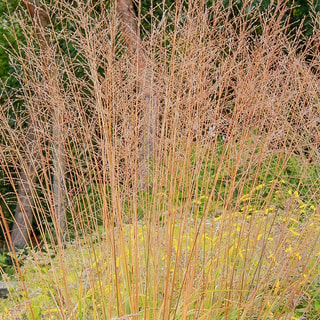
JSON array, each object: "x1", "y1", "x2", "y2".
[
  {"x1": 116, "y1": 0, "x2": 158, "y2": 188},
  {"x1": 11, "y1": 0, "x2": 66, "y2": 248},
  {"x1": 11, "y1": 163, "x2": 36, "y2": 248}
]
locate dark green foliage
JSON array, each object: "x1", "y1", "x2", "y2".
[
  {"x1": 0, "y1": 1, "x2": 23, "y2": 244},
  {"x1": 140, "y1": 0, "x2": 175, "y2": 32},
  {"x1": 0, "y1": 0, "x2": 21, "y2": 84},
  {"x1": 0, "y1": 249, "x2": 14, "y2": 280}
]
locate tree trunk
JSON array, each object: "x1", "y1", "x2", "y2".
[
  {"x1": 11, "y1": 164, "x2": 36, "y2": 248},
  {"x1": 11, "y1": 0, "x2": 66, "y2": 248},
  {"x1": 51, "y1": 99, "x2": 67, "y2": 244},
  {"x1": 116, "y1": 0, "x2": 158, "y2": 188}
]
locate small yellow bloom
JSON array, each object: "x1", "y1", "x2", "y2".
[
  {"x1": 253, "y1": 184, "x2": 265, "y2": 192},
  {"x1": 290, "y1": 218, "x2": 299, "y2": 224},
  {"x1": 289, "y1": 228, "x2": 300, "y2": 236},
  {"x1": 274, "y1": 279, "x2": 280, "y2": 294},
  {"x1": 42, "y1": 308, "x2": 63, "y2": 314},
  {"x1": 240, "y1": 194, "x2": 250, "y2": 202},
  {"x1": 285, "y1": 246, "x2": 292, "y2": 253},
  {"x1": 246, "y1": 205, "x2": 254, "y2": 212},
  {"x1": 104, "y1": 284, "x2": 111, "y2": 295},
  {"x1": 295, "y1": 253, "x2": 302, "y2": 261},
  {"x1": 92, "y1": 260, "x2": 100, "y2": 269},
  {"x1": 265, "y1": 207, "x2": 274, "y2": 214},
  {"x1": 86, "y1": 288, "x2": 93, "y2": 297},
  {"x1": 267, "y1": 251, "x2": 273, "y2": 259}
]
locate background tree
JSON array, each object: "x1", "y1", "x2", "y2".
[
  {"x1": 0, "y1": 0, "x2": 26, "y2": 248},
  {"x1": 116, "y1": 0, "x2": 158, "y2": 187},
  {"x1": 2, "y1": 0, "x2": 67, "y2": 249}
]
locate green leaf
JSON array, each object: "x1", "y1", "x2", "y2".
[{"x1": 314, "y1": 300, "x2": 320, "y2": 311}]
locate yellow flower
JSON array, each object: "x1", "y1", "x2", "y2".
[
  {"x1": 295, "y1": 253, "x2": 302, "y2": 261},
  {"x1": 274, "y1": 279, "x2": 281, "y2": 294},
  {"x1": 285, "y1": 246, "x2": 292, "y2": 253},
  {"x1": 92, "y1": 255, "x2": 101, "y2": 269},
  {"x1": 252, "y1": 184, "x2": 265, "y2": 192},
  {"x1": 267, "y1": 251, "x2": 274, "y2": 259},
  {"x1": 240, "y1": 194, "x2": 250, "y2": 202},
  {"x1": 289, "y1": 228, "x2": 300, "y2": 236},
  {"x1": 289, "y1": 218, "x2": 299, "y2": 224},
  {"x1": 42, "y1": 308, "x2": 64, "y2": 314},
  {"x1": 265, "y1": 207, "x2": 274, "y2": 214}
]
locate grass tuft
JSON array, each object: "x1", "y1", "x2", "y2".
[{"x1": 1, "y1": 0, "x2": 320, "y2": 319}]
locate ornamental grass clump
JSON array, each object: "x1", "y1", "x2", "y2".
[{"x1": 0, "y1": 0, "x2": 320, "y2": 319}]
